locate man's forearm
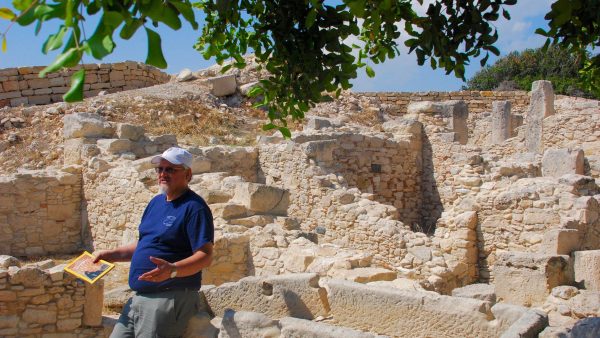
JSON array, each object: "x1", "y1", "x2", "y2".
[
  {"x1": 173, "y1": 244, "x2": 213, "y2": 278},
  {"x1": 97, "y1": 242, "x2": 137, "y2": 262}
]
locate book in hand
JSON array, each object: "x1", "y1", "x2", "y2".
[{"x1": 64, "y1": 251, "x2": 115, "y2": 284}]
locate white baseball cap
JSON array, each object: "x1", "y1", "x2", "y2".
[{"x1": 151, "y1": 147, "x2": 193, "y2": 168}]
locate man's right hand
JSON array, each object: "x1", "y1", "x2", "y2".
[{"x1": 92, "y1": 250, "x2": 114, "y2": 263}]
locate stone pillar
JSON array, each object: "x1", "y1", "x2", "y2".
[
  {"x1": 83, "y1": 280, "x2": 104, "y2": 326},
  {"x1": 491, "y1": 100, "x2": 511, "y2": 144},
  {"x1": 573, "y1": 250, "x2": 600, "y2": 291},
  {"x1": 525, "y1": 80, "x2": 554, "y2": 153},
  {"x1": 445, "y1": 100, "x2": 469, "y2": 145}
]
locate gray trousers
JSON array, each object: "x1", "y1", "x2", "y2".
[{"x1": 110, "y1": 289, "x2": 200, "y2": 338}]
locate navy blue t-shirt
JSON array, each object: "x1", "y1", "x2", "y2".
[{"x1": 129, "y1": 189, "x2": 214, "y2": 293}]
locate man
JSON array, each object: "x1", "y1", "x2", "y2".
[{"x1": 93, "y1": 147, "x2": 214, "y2": 338}]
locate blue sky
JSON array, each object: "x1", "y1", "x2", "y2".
[{"x1": 0, "y1": 1, "x2": 553, "y2": 92}]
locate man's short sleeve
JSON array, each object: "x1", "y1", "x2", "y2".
[{"x1": 186, "y1": 207, "x2": 214, "y2": 252}]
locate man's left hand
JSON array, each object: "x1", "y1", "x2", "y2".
[{"x1": 138, "y1": 256, "x2": 175, "y2": 283}]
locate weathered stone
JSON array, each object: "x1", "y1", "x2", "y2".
[
  {"x1": 191, "y1": 156, "x2": 211, "y2": 174},
  {"x1": 330, "y1": 267, "x2": 397, "y2": 284},
  {"x1": 551, "y1": 286, "x2": 579, "y2": 300},
  {"x1": 326, "y1": 279, "x2": 534, "y2": 338},
  {"x1": 9, "y1": 266, "x2": 47, "y2": 287},
  {"x1": 491, "y1": 100, "x2": 512, "y2": 144},
  {"x1": 211, "y1": 203, "x2": 248, "y2": 220},
  {"x1": 208, "y1": 74, "x2": 237, "y2": 97},
  {"x1": 494, "y1": 252, "x2": 571, "y2": 306},
  {"x1": 279, "y1": 316, "x2": 384, "y2": 338},
  {"x1": 407, "y1": 101, "x2": 445, "y2": 115},
  {"x1": 232, "y1": 183, "x2": 289, "y2": 215},
  {"x1": 443, "y1": 100, "x2": 469, "y2": 145},
  {"x1": 218, "y1": 310, "x2": 280, "y2": 338},
  {"x1": 63, "y1": 112, "x2": 114, "y2": 139},
  {"x1": 22, "y1": 308, "x2": 57, "y2": 324},
  {"x1": 573, "y1": 250, "x2": 600, "y2": 291},
  {"x1": 525, "y1": 80, "x2": 554, "y2": 153},
  {"x1": 569, "y1": 317, "x2": 600, "y2": 338},
  {"x1": 542, "y1": 148, "x2": 585, "y2": 177},
  {"x1": 0, "y1": 255, "x2": 21, "y2": 269},
  {"x1": 97, "y1": 138, "x2": 133, "y2": 154},
  {"x1": 203, "y1": 273, "x2": 329, "y2": 320},
  {"x1": 177, "y1": 68, "x2": 194, "y2": 82},
  {"x1": 540, "y1": 229, "x2": 580, "y2": 255},
  {"x1": 116, "y1": 123, "x2": 145, "y2": 141},
  {"x1": 305, "y1": 117, "x2": 333, "y2": 130},
  {"x1": 83, "y1": 281, "x2": 104, "y2": 326},
  {"x1": 239, "y1": 81, "x2": 259, "y2": 96},
  {"x1": 499, "y1": 309, "x2": 548, "y2": 338},
  {"x1": 452, "y1": 283, "x2": 496, "y2": 304}
]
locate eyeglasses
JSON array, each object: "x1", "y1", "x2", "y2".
[{"x1": 154, "y1": 166, "x2": 185, "y2": 174}]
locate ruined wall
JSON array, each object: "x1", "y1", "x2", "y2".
[
  {"x1": 357, "y1": 90, "x2": 529, "y2": 116},
  {"x1": 257, "y1": 132, "x2": 446, "y2": 274},
  {"x1": 0, "y1": 260, "x2": 105, "y2": 337},
  {"x1": 0, "y1": 168, "x2": 82, "y2": 257},
  {"x1": 0, "y1": 62, "x2": 171, "y2": 107}
]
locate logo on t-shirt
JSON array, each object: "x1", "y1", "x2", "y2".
[{"x1": 163, "y1": 216, "x2": 177, "y2": 227}]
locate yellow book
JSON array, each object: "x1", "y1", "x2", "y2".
[{"x1": 64, "y1": 251, "x2": 115, "y2": 284}]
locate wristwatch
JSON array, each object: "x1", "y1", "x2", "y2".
[{"x1": 170, "y1": 266, "x2": 178, "y2": 279}]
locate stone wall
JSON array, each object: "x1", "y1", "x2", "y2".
[
  {"x1": 0, "y1": 62, "x2": 171, "y2": 107},
  {"x1": 0, "y1": 168, "x2": 83, "y2": 257},
  {"x1": 0, "y1": 259, "x2": 105, "y2": 337},
  {"x1": 357, "y1": 90, "x2": 529, "y2": 116}
]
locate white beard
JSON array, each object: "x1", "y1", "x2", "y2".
[{"x1": 158, "y1": 184, "x2": 168, "y2": 195}]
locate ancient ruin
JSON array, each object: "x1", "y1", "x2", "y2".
[{"x1": 0, "y1": 57, "x2": 599, "y2": 337}]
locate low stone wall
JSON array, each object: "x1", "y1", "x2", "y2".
[
  {"x1": 0, "y1": 168, "x2": 82, "y2": 257},
  {"x1": 0, "y1": 260, "x2": 105, "y2": 337},
  {"x1": 0, "y1": 61, "x2": 171, "y2": 107},
  {"x1": 357, "y1": 90, "x2": 529, "y2": 116},
  {"x1": 325, "y1": 279, "x2": 547, "y2": 338}
]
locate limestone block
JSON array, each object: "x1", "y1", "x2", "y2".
[
  {"x1": 330, "y1": 267, "x2": 397, "y2": 284},
  {"x1": 232, "y1": 182, "x2": 289, "y2": 215},
  {"x1": 305, "y1": 117, "x2": 332, "y2": 130},
  {"x1": 491, "y1": 100, "x2": 512, "y2": 144},
  {"x1": 573, "y1": 250, "x2": 600, "y2": 291},
  {"x1": 443, "y1": 100, "x2": 469, "y2": 145},
  {"x1": 191, "y1": 156, "x2": 212, "y2": 174},
  {"x1": 499, "y1": 309, "x2": 548, "y2": 338},
  {"x1": 279, "y1": 317, "x2": 385, "y2": 338},
  {"x1": 63, "y1": 112, "x2": 114, "y2": 139},
  {"x1": 210, "y1": 203, "x2": 248, "y2": 220},
  {"x1": 9, "y1": 266, "x2": 47, "y2": 287},
  {"x1": 47, "y1": 203, "x2": 75, "y2": 221},
  {"x1": 301, "y1": 140, "x2": 336, "y2": 162},
  {"x1": 494, "y1": 252, "x2": 572, "y2": 306},
  {"x1": 97, "y1": 138, "x2": 133, "y2": 154},
  {"x1": 228, "y1": 215, "x2": 274, "y2": 228},
  {"x1": 407, "y1": 101, "x2": 445, "y2": 115},
  {"x1": 542, "y1": 148, "x2": 585, "y2": 177},
  {"x1": 525, "y1": 80, "x2": 554, "y2": 153},
  {"x1": 22, "y1": 308, "x2": 57, "y2": 324},
  {"x1": 116, "y1": 123, "x2": 145, "y2": 141},
  {"x1": 184, "y1": 311, "x2": 218, "y2": 338},
  {"x1": 176, "y1": 68, "x2": 194, "y2": 82},
  {"x1": 203, "y1": 273, "x2": 330, "y2": 320},
  {"x1": 196, "y1": 189, "x2": 232, "y2": 204},
  {"x1": 539, "y1": 229, "x2": 580, "y2": 255},
  {"x1": 208, "y1": 74, "x2": 237, "y2": 97},
  {"x1": 63, "y1": 138, "x2": 96, "y2": 165},
  {"x1": 218, "y1": 310, "x2": 280, "y2": 338},
  {"x1": 84, "y1": 281, "x2": 104, "y2": 326},
  {"x1": 0, "y1": 255, "x2": 21, "y2": 269},
  {"x1": 452, "y1": 283, "x2": 496, "y2": 304},
  {"x1": 325, "y1": 279, "x2": 526, "y2": 338}
]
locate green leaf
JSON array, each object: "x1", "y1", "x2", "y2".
[
  {"x1": 305, "y1": 9, "x2": 317, "y2": 29},
  {"x1": 39, "y1": 47, "x2": 82, "y2": 77},
  {"x1": 262, "y1": 123, "x2": 277, "y2": 131},
  {"x1": 63, "y1": 69, "x2": 85, "y2": 102},
  {"x1": 170, "y1": 0, "x2": 199, "y2": 30},
  {"x1": 0, "y1": 8, "x2": 16, "y2": 20},
  {"x1": 365, "y1": 65, "x2": 375, "y2": 78},
  {"x1": 145, "y1": 27, "x2": 167, "y2": 69},
  {"x1": 120, "y1": 19, "x2": 143, "y2": 40},
  {"x1": 42, "y1": 25, "x2": 68, "y2": 54},
  {"x1": 278, "y1": 127, "x2": 291, "y2": 138}
]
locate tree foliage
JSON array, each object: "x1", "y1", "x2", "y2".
[
  {"x1": 465, "y1": 46, "x2": 597, "y2": 99},
  {"x1": 0, "y1": 0, "x2": 598, "y2": 135}
]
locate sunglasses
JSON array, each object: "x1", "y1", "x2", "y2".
[{"x1": 154, "y1": 166, "x2": 186, "y2": 174}]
